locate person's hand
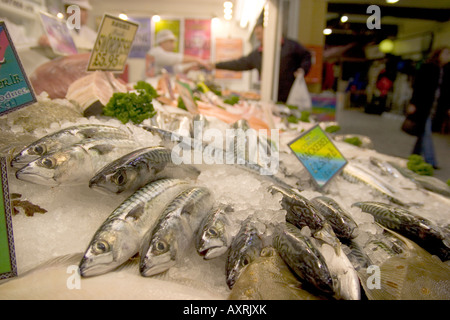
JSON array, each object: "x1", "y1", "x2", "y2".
[
  {"x1": 406, "y1": 104, "x2": 416, "y2": 115},
  {"x1": 197, "y1": 59, "x2": 213, "y2": 70}
]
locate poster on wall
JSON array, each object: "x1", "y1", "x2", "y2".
[
  {"x1": 154, "y1": 19, "x2": 181, "y2": 53},
  {"x1": 39, "y1": 11, "x2": 78, "y2": 56},
  {"x1": 304, "y1": 45, "x2": 323, "y2": 84},
  {"x1": 129, "y1": 17, "x2": 151, "y2": 59},
  {"x1": 184, "y1": 19, "x2": 211, "y2": 60},
  {"x1": 214, "y1": 38, "x2": 243, "y2": 79}
]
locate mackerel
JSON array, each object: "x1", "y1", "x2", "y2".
[
  {"x1": 89, "y1": 146, "x2": 200, "y2": 194},
  {"x1": 140, "y1": 186, "x2": 214, "y2": 276},
  {"x1": 15, "y1": 138, "x2": 139, "y2": 186},
  {"x1": 10, "y1": 124, "x2": 130, "y2": 168},
  {"x1": 79, "y1": 178, "x2": 192, "y2": 277},
  {"x1": 352, "y1": 201, "x2": 450, "y2": 261}
]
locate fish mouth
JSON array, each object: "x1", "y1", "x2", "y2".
[
  {"x1": 139, "y1": 254, "x2": 176, "y2": 277},
  {"x1": 201, "y1": 246, "x2": 228, "y2": 260},
  {"x1": 88, "y1": 182, "x2": 120, "y2": 195},
  {"x1": 15, "y1": 168, "x2": 58, "y2": 186},
  {"x1": 79, "y1": 253, "x2": 116, "y2": 277}
]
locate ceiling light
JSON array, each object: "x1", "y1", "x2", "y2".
[
  {"x1": 323, "y1": 28, "x2": 332, "y2": 35},
  {"x1": 56, "y1": 12, "x2": 64, "y2": 19},
  {"x1": 386, "y1": 0, "x2": 399, "y2": 4},
  {"x1": 152, "y1": 15, "x2": 161, "y2": 22},
  {"x1": 119, "y1": 13, "x2": 128, "y2": 21},
  {"x1": 224, "y1": 1, "x2": 233, "y2": 9},
  {"x1": 340, "y1": 15, "x2": 348, "y2": 23}
]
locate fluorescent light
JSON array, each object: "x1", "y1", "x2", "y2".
[
  {"x1": 323, "y1": 28, "x2": 332, "y2": 35},
  {"x1": 224, "y1": 1, "x2": 233, "y2": 9},
  {"x1": 224, "y1": 13, "x2": 233, "y2": 20},
  {"x1": 386, "y1": 0, "x2": 399, "y2": 3}
]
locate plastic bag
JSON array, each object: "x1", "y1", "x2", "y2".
[{"x1": 286, "y1": 73, "x2": 312, "y2": 111}]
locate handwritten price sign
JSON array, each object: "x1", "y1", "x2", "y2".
[
  {"x1": 87, "y1": 14, "x2": 138, "y2": 72},
  {"x1": 288, "y1": 125, "x2": 347, "y2": 188}
]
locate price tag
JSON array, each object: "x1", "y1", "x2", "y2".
[
  {"x1": 39, "y1": 11, "x2": 78, "y2": 56},
  {"x1": 175, "y1": 80, "x2": 198, "y2": 114},
  {"x1": 0, "y1": 21, "x2": 37, "y2": 117},
  {"x1": 0, "y1": 157, "x2": 17, "y2": 280},
  {"x1": 288, "y1": 125, "x2": 347, "y2": 188},
  {"x1": 87, "y1": 14, "x2": 139, "y2": 72}
]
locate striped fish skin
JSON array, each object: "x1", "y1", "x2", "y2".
[
  {"x1": 89, "y1": 146, "x2": 174, "y2": 194},
  {"x1": 269, "y1": 185, "x2": 325, "y2": 233},
  {"x1": 10, "y1": 124, "x2": 130, "y2": 168},
  {"x1": 273, "y1": 222, "x2": 334, "y2": 295},
  {"x1": 195, "y1": 204, "x2": 234, "y2": 260},
  {"x1": 352, "y1": 201, "x2": 450, "y2": 261},
  {"x1": 139, "y1": 186, "x2": 214, "y2": 277},
  {"x1": 79, "y1": 179, "x2": 191, "y2": 277},
  {"x1": 15, "y1": 138, "x2": 139, "y2": 186},
  {"x1": 226, "y1": 220, "x2": 264, "y2": 289},
  {"x1": 311, "y1": 196, "x2": 359, "y2": 240}
]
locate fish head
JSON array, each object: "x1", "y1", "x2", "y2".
[
  {"x1": 140, "y1": 227, "x2": 177, "y2": 277},
  {"x1": 15, "y1": 149, "x2": 83, "y2": 186},
  {"x1": 89, "y1": 166, "x2": 139, "y2": 194},
  {"x1": 10, "y1": 142, "x2": 50, "y2": 168},
  {"x1": 226, "y1": 232, "x2": 263, "y2": 289},
  {"x1": 196, "y1": 219, "x2": 228, "y2": 259},
  {"x1": 79, "y1": 225, "x2": 136, "y2": 277}
]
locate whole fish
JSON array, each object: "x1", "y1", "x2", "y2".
[
  {"x1": 226, "y1": 220, "x2": 265, "y2": 289},
  {"x1": 272, "y1": 222, "x2": 334, "y2": 295},
  {"x1": 140, "y1": 186, "x2": 214, "y2": 277},
  {"x1": 195, "y1": 204, "x2": 235, "y2": 260},
  {"x1": 10, "y1": 124, "x2": 130, "y2": 168},
  {"x1": 352, "y1": 201, "x2": 450, "y2": 261},
  {"x1": 342, "y1": 163, "x2": 409, "y2": 207},
  {"x1": 268, "y1": 185, "x2": 325, "y2": 233},
  {"x1": 15, "y1": 138, "x2": 139, "y2": 186},
  {"x1": 356, "y1": 228, "x2": 450, "y2": 300},
  {"x1": 79, "y1": 178, "x2": 192, "y2": 277},
  {"x1": 229, "y1": 247, "x2": 323, "y2": 300},
  {"x1": 89, "y1": 146, "x2": 200, "y2": 194},
  {"x1": 388, "y1": 161, "x2": 450, "y2": 198},
  {"x1": 311, "y1": 196, "x2": 359, "y2": 240}
]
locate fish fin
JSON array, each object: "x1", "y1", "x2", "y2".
[
  {"x1": 89, "y1": 144, "x2": 115, "y2": 155},
  {"x1": 125, "y1": 203, "x2": 145, "y2": 221}
]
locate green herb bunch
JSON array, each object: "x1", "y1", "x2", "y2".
[{"x1": 103, "y1": 81, "x2": 158, "y2": 124}]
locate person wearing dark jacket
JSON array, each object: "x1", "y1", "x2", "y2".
[
  {"x1": 212, "y1": 23, "x2": 311, "y2": 103},
  {"x1": 407, "y1": 47, "x2": 450, "y2": 168}
]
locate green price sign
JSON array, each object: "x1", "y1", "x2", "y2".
[{"x1": 0, "y1": 157, "x2": 17, "y2": 280}]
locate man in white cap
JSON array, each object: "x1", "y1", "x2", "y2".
[
  {"x1": 39, "y1": 0, "x2": 97, "y2": 51},
  {"x1": 145, "y1": 29, "x2": 209, "y2": 76}
]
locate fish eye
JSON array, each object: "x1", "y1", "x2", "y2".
[
  {"x1": 240, "y1": 256, "x2": 251, "y2": 267},
  {"x1": 154, "y1": 240, "x2": 168, "y2": 253},
  {"x1": 112, "y1": 170, "x2": 127, "y2": 186},
  {"x1": 93, "y1": 240, "x2": 110, "y2": 254},
  {"x1": 33, "y1": 145, "x2": 45, "y2": 155},
  {"x1": 207, "y1": 227, "x2": 218, "y2": 237},
  {"x1": 40, "y1": 157, "x2": 56, "y2": 168}
]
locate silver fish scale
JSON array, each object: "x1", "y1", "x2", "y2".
[{"x1": 102, "y1": 179, "x2": 190, "y2": 224}]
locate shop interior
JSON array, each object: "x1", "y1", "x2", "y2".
[{"x1": 0, "y1": 0, "x2": 449, "y2": 301}]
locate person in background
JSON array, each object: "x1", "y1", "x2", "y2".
[
  {"x1": 145, "y1": 29, "x2": 210, "y2": 77},
  {"x1": 211, "y1": 22, "x2": 312, "y2": 103},
  {"x1": 38, "y1": 0, "x2": 97, "y2": 51},
  {"x1": 407, "y1": 47, "x2": 450, "y2": 169}
]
